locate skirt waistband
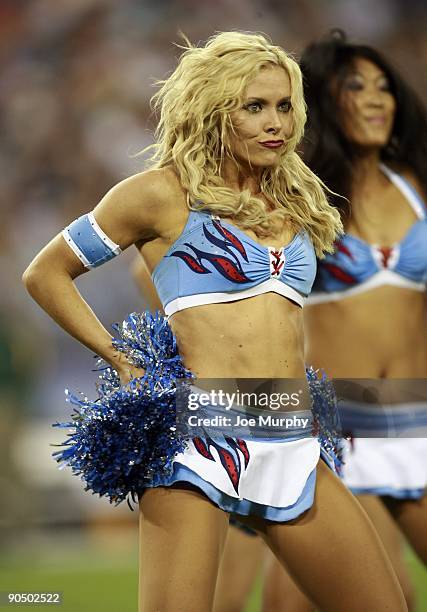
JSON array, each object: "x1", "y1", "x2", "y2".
[{"x1": 339, "y1": 400, "x2": 427, "y2": 437}]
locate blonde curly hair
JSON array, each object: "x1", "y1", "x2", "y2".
[{"x1": 146, "y1": 31, "x2": 342, "y2": 256}]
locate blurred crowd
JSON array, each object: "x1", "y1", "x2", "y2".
[{"x1": 1, "y1": 0, "x2": 427, "y2": 539}]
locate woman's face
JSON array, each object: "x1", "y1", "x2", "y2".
[
  {"x1": 338, "y1": 57, "x2": 396, "y2": 149},
  {"x1": 228, "y1": 64, "x2": 293, "y2": 169}
]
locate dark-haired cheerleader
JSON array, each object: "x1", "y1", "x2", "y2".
[{"x1": 264, "y1": 30, "x2": 427, "y2": 612}]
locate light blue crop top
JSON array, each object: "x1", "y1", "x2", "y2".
[
  {"x1": 152, "y1": 211, "x2": 317, "y2": 316},
  {"x1": 309, "y1": 165, "x2": 427, "y2": 303}
]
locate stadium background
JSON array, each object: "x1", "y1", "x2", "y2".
[{"x1": 1, "y1": 0, "x2": 426, "y2": 609}]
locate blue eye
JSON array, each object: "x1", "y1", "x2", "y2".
[
  {"x1": 279, "y1": 101, "x2": 292, "y2": 112},
  {"x1": 244, "y1": 102, "x2": 262, "y2": 113}
]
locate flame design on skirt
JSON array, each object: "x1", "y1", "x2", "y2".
[{"x1": 193, "y1": 436, "x2": 250, "y2": 494}]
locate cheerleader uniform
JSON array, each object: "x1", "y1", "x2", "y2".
[
  {"x1": 147, "y1": 210, "x2": 338, "y2": 520},
  {"x1": 59, "y1": 206, "x2": 340, "y2": 518},
  {"x1": 309, "y1": 164, "x2": 427, "y2": 499}
]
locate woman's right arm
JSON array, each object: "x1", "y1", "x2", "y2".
[{"x1": 22, "y1": 170, "x2": 169, "y2": 382}]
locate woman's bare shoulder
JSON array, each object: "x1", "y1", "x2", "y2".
[
  {"x1": 388, "y1": 163, "x2": 427, "y2": 201},
  {"x1": 401, "y1": 170, "x2": 426, "y2": 201},
  {"x1": 94, "y1": 166, "x2": 187, "y2": 237},
  {"x1": 105, "y1": 166, "x2": 185, "y2": 214}
]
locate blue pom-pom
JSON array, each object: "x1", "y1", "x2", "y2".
[
  {"x1": 51, "y1": 311, "x2": 342, "y2": 508},
  {"x1": 306, "y1": 366, "x2": 344, "y2": 473},
  {"x1": 52, "y1": 311, "x2": 194, "y2": 508}
]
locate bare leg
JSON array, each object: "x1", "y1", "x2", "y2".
[
  {"x1": 213, "y1": 526, "x2": 265, "y2": 612},
  {"x1": 262, "y1": 461, "x2": 407, "y2": 612},
  {"x1": 262, "y1": 491, "x2": 418, "y2": 612},
  {"x1": 262, "y1": 550, "x2": 314, "y2": 612},
  {"x1": 384, "y1": 493, "x2": 427, "y2": 565},
  {"x1": 138, "y1": 485, "x2": 229, "y2": 612},
  {"x1": 357, "y1": 495, "x2": 415, "y2": 611}
]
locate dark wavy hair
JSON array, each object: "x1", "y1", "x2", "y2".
[{"x1": 300, "y1": 30, "x2": 427, "y2": 218}]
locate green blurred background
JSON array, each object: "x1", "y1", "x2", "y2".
[{"x1": 1, "y1": 536, "x2": 426, "y2": 610}]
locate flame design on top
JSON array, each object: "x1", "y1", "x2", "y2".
[
  {"x1": 323, "y1": 263, "x2": 356, "y2": 285},
  {"x1": 335, "y1": 240, "x2": 354, "y2": 260},
  {"x1": 169, "y1": 251, "x2": 211, "y2": 274},
  {"x1": 323, "y1": 239, "x2": 357, "y2": 284},
  {"x1": 170, "y1": 220, "x2": 252, "y2": 283},
  {"x1": 211, "y1": 219, "x2": 248, "y2": 261}
]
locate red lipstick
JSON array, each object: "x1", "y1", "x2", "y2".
[{"x1": 259, "y1": 140, "x2": 284, "y2": 149}]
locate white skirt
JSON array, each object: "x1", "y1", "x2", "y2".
[
  {"x1": 151, "y1": 435, "x2": 334, "y2": 521},
  {"x1": 143, "y1": 376, "x2": 341, "y2": 522},
  {"x1": 340, "y1": 401, "x2": 427, "y2": 499}
]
